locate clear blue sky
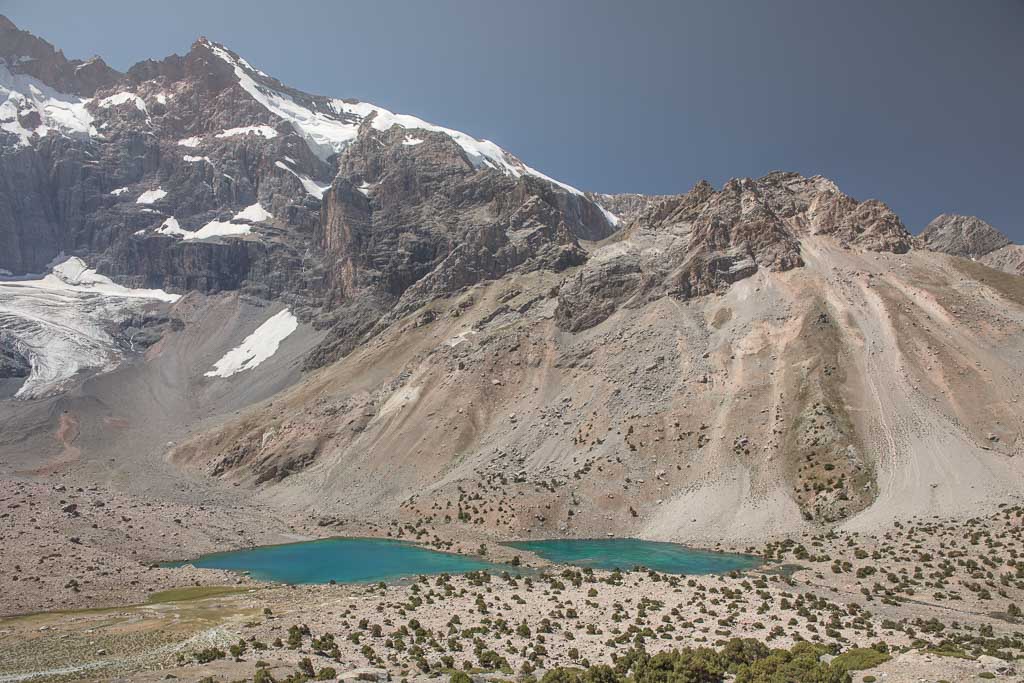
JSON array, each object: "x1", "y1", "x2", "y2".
[{"x1": 5, "y1": 0, "x2": 1021, "y2": 236}]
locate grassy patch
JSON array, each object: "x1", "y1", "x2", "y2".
[{"x1": 831, "y1": 647, "x2": 891, "y2": 672}]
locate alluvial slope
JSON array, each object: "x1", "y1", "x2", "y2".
[
  {"x1": 170, "y1": 174, "x2": 1024, "y2": 542},
  {"x1": 2, "y1": 17, "x2": 1024, "y2": 545},
  {"x1": 979, "y1": 243, "x2": 1024, "y2": 276}
]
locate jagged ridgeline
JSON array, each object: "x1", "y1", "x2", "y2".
[{"x1": 2, "y1": 13, "x2": 1024, "y2": 542}]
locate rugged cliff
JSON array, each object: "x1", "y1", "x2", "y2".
[{"x1": 3, "y1": 17, "x2": 1024, "y2": 546}]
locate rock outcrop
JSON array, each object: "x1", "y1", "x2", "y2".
[
  {"x1": 919, "y1": 213, "x2": 1024, "y2": 276},
  {"x1": 920, "y1": 214, "x2": 1012, "y2": 259},
  {"x1": 5, "y1": 15, "x2": 1024, "y2": 548},
  {"x1": 0, "y1": 16, "x2": 616, "y2": 359},
  {"x1": 980, "y1": 244, "x2": 1024, "y2": 276},
  {"x1": 556, "y1": 172, "x2": 912, "y2": 331}
]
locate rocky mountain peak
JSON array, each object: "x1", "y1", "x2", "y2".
[
  {"x1": 556, "y1": 171, "x2": 913, "y2": 331},
  {"x1": 0, "y1": 15, "x2": 120, "y2": 96},
  {"x1": 919, "y1": 213, "x2": 1012, "y2": 259}
]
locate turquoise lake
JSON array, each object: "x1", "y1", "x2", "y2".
[
  {"x1": 506, "y1": 538, "x2": 760, "y2": 574},
  {"x1": 169, "y1": 537, "x2": 495, "y2": 584},
  {"x1": 172, "y1": 537, "x2": 759, "y2": 584}
]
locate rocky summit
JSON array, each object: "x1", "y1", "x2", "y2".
[
  {"x1": 920, "y1": 212, "x2": 1024, "y2": 276},
  {"x1": 2, "y1": 15, "x2": 1024, "y2": 683}
]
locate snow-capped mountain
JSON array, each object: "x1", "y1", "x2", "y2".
[
  {"x1": 0, "y1": 15, "x2": 615, "y2": 393},
  {"x1": 3, "y1": 15, "x2": 1024, "y2": 546}
]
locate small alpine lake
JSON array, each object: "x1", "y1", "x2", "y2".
[
  {"x1": 168, "y1": 537, "x2": 759, "y2": 585},
  {"x1": 165, "y1": 537, "x2": 495, "y2": 584},
  {"x1": 505, "y1": 538, "x2": 761, "y2": 574}
]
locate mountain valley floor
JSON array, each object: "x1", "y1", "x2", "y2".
[{"x1": 2, "y1": 474, "x2": 1024, "y2": 682}]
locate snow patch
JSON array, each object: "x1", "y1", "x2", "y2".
[
  {"x1": 205, "y1": 309, "x2": 298, "y2": 378},
  {"x1": 42, "y1": 257, "x2": 180, "y2": 302},
  {"x1": 183, "y1": 155, "x2": 210, "y2": 163},
  {"x1": 597, "y1": 203, "x2": 620, "y2": 227},
  {"x1": 215, "y1": 124, "x2": 278, "y2": 139},
  {"x1": 402, "y1": 135, "x2": 424, "y2": 146},
  {"x1": 0, "y1": 257, "x2": 179, "y2": 398},
  {"x1": 136, "y1": 188, "x2": 167, "y2": 204},
  {"x1": 336, "y1": 100, "x2": 586, "y2": 195},
  {"x1": 357, "y1": 181, "x2": 374, "y2": 197},
  {"x1": 207, "y1": 44, "x2": 357, "y2": 162},
  {"x1": 274, "y1": 160, "x2": 329, "y2": 199},
  {"x1": 156, "y1": 216, "x2": 188, "y2": 237},
  {"x1": 182, "y1": 220, "x2": 251, "y2": 241},
  {"x1": 110, "y1": 187, "x2": 129, "y2": 196},
  {"x1": 97, "y1": 91, "x2": 147, "y2": 114},
  {"x1": 0, "y1": 63, "x2": 96, "y2": 145},
  {"x1": 177, "y1": 136, "x2": 202, "y2": 147},
  {"x1": 204, "y1": 43, "x2": 584, "y2": 196},
  {"x1": 233, "y1": 202, "x2": 271, "y2": 223}
]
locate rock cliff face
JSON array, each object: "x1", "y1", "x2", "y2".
[
  {"x1": 919, "y1": 213, "x2": 1024, "y2": 276},
  {"x1": 920, "y1": 214, "x2": 1012, "y2": 259},
  {"x1": 979, "y1": 244, "x2": 1024, "y2": 276},
  {"x1": 0, "y1": 16, "x2": 118, "y2": 96},
  {"x1": 0, "y1": 16, "x2": 615, "y2": 327},
  {"x1": 5, "y1": 16, "x2": 1024, "y2": 545},
  {"x1": 556, "y1": 172, "x2": 912, "y2": 331}
]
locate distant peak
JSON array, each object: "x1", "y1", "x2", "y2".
[
  {"x1": 190, "y1": 36, "x2": 232, "y2": 56},
  {"x1": 0, "y1": 15, "x2": 18, "y2": 32},
  {"x1": 920, "y1": 214, "x2": 1012, "y2": 258}
]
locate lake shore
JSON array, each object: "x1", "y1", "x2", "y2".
[{"x1": 3, "y1": 472, "x2": 1024, "y2": 681}]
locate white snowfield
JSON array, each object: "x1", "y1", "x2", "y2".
[
  {"x1": 152, "y1": 204, "x2": 269, "y2": 240},
  {"x1": 204, "y1": 41, "x2": 589, "y2": 197},
  {"x1": 0, "y1": 257, "x2": 179, "y2": 399},
  {"x1": 2, "y1": 46, "x2": 618, "y2": 226},
  {"x1": 182, "y1": 220, "x2": 251, "y2": 240},
  {"x1": 97, "y1": 91, "x2": 148, "y2": 114},
  {"x1": 136, "y1": 188, "x2": 167, "y2": 204},
  {"x1": 156, "y1": 216, "x2": 187, "y2": 237},
  {"x1": 274, "y1": 160, "x2": 329, "y2": 199},
  {"x1": 19, "y1": 257, "x2": 180, "y2": 302},
  {"x1": 0, "y1": 63, "x2": 95, "y2": 145},
  {"x1": 205, "y1": 309, "x2": 298, "y2": 378},
  {"x1": 215, "y1": 124, "x2": 278, "y2": 139},
  {"x1": 233, "y1": 202, "x2": 272, "y2": 222}
]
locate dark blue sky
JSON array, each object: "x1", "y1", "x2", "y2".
[{"x1": 5, "y1": 0, "x2": 1021, "y2": 236}]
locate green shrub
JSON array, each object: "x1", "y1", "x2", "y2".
[
  {"x1": 193, "y1": 647, "x2": 226, "y2": 664},
  {"x1": 831, "y1": 647, "x2": 891, "y2": 672},
  {"x1": 735, "y1": 643, "x2": 849, "y2": 683}
]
